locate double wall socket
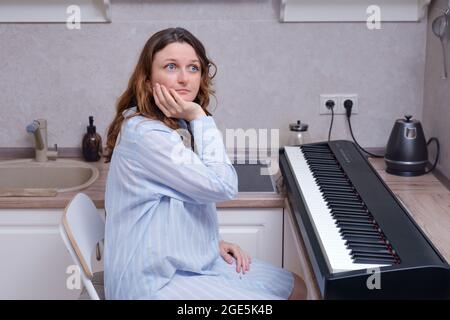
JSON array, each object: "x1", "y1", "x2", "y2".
[{"x1": 320, "y1": 94, "x2": 358, "y2": 115}]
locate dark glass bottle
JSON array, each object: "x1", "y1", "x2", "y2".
[{"x1": 82, "y1": 116, "x2": 103, "y2": 162}]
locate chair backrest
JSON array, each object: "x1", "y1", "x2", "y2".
[{"x1": 59, "y1": 193, "x2": 105, "y2": 300}]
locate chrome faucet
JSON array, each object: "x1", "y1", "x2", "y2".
[{"x1": 26, "y1": 119, "x2": 58, "y2": 162}]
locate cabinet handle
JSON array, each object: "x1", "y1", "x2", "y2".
[{"x1": 96, "y1": 241, "x2": 104, "y2": 261}]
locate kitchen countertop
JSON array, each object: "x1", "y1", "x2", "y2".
[
  {"x1": 368, "y1": 158, "x2": 450, "y2": 262},
  {"x1": 0, "y1": 155, "x2": 449, "y2": 262},
  {"x1": 0, "y1": 156, "x2": 285, "y2": 209}
]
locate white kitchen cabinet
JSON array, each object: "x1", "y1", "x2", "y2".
[
  {"x1": 281, "y1": 0, "x2": 431, "y2": 22},
  {"x1": 0, "y1": 207, "x2": 283, "y2": 299},
  {"x1": 217, "y1": 208, "x2": 283, "y2": 267},
  {"x1": 0, "y1": 208, "x2": 104, "y2": 300},
  {"x1": 0, "y1": 0, "x2": 111, "y2": 23},
  {"x1": 282, "y1": 199, "x2": 321, "y2": 299}
]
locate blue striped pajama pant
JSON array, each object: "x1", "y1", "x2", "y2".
[{"x1": 151, "y1": 257, "x2": 295, "y2": 300}]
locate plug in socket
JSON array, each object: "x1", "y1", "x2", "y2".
[
  {"x1": 319, "y1": 94, "x2": 340, "y2": 115},
  {"x1": 339, "y1": 94, "x2": 358, "y2": 114}
]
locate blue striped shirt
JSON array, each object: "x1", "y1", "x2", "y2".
[{"x1": 104, "y1": 107, "x2": 238, "y2": 299}]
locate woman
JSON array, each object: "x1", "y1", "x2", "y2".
[{"x1": 104, "y1": 27, "x2": 307, "y2": 300}]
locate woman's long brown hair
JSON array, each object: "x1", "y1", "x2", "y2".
[{"x1": 105, "y1": 27, "x2": 217, "y2": 162}]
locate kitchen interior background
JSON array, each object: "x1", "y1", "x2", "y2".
[{"x1": 0, "y1": 0, "x2": 448, "y2": 179}]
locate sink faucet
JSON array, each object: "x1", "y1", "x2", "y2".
[{"x1": 26, "y1": 119, "x2": 58, "y2": 162}]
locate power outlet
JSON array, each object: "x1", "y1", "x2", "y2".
[
  {"x1": 338, "y1": 94, "x2": 358, "y2": 114},
  {"x1": 319, "y1": 94, "x2": 341, "y2": 115}
]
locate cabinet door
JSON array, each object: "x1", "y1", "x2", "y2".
[
  {"x1": 217, "y1": 208, "x2": 283, "y2": 267},
  {"x1": 282, "y1": 199, "x2": 321, "y2": 300},
  {"x1": 0, "y1": 209, "x2": 79, "y2": 299},
  {"x1": 0, "y1": 208, "x2": 105, "y2": 299}
]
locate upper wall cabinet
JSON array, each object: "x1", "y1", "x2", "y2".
[
  {"x1": 0, "y1": 0, "x2": 111, "y2": 23},
  {"x1": 280, "y1": 0, "x2": 432, "y2": 22}
]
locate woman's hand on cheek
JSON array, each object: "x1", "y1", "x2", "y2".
[{"x1": 153, "y1": 83, "x2": 205, "y2": 121}]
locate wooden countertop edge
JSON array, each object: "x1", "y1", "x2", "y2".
[
  {"x1": 0, "y1": 192, "x2": 286, "y2": 210},
  {"x1": 217, "y1": 193, "x2": 285, "y2": 208}
]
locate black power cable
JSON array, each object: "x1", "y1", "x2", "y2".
[
  {"x1": 326, "y1": 100, "x2": 335, "y2": 142},
  {"x1": 343, "y1": 99, "x2": 384, "y2": 158}
]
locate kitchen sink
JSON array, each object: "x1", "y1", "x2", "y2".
[{"x1": 0, "y1": 158, "x2": 99, "y2": 196}]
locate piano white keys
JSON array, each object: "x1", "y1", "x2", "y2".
[{"x1": 284, "y1": 146, "x2": 389, "y2": 273}]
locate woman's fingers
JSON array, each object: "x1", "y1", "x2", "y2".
[
  {"x1": 233, "y1": 245, "x2": 247, "y2": 274},
  {"x1": 222, "y1": 252, "x2": 234, "y2": 264},
  {"x1": 219, "y1": 245, "x2": 233, "y2": 264},
  {"x1": 219, "y1": 241, "x2": 251, "y2": 275},
  {"x1": 235, "y1": 250, "x2": 243, "y2": 273},
  {"x1": 153, "y1": 83, "x2": 187, "y2": 118},
  {"x1": 154, "y1": 83, "x2": 176, "y2": 115},
  {"x1": 153, "y1": 85, "x2": 170, "y2": 117},
  {"x1": 243, "y1": 253, "x2": 248, "y2": 273},
  {"x1": 160, "y1": 84, "x2": 180, "y2": 111},
  {"x1": 170, "y1": 88, "x2": 185, "y2": 107},
  {"x1": 241, "y1": 251, "x2": 249, "y2": 273}
]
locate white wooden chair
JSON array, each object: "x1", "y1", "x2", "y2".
[{"x1": 59, "y1": 193, "x2": 105, "y2": 300}]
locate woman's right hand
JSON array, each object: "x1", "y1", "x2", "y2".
[{"x1": 153, "y1": 83, "x2": 206, "y2": 122}]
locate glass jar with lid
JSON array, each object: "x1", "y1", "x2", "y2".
[{"x1": 287, "y1": 120, "x2": 310, "y2": 146}]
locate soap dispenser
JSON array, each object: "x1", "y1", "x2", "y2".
[{"x1": 82, "y1": 116, "x2": 103, "y2": 162}]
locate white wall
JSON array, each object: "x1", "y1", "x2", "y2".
[{"x1": 0, "y1": 0, "x2": 427, "y2": 149}]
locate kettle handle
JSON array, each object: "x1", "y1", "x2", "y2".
[{"x1": 424, "y1": 137, "x2": 440, "y2": 174}]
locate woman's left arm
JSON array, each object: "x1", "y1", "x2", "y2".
[{"x1": 219, "y1": 240, "x2": 252, "y2": 274}]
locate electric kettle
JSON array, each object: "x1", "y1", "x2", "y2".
[{"x1": 384, "y1": 115, "x2": 439, "y2": 176}]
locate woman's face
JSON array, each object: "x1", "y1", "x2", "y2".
[{"x1": 150, "y1": 42, "x2": 202, "y2": 102}]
